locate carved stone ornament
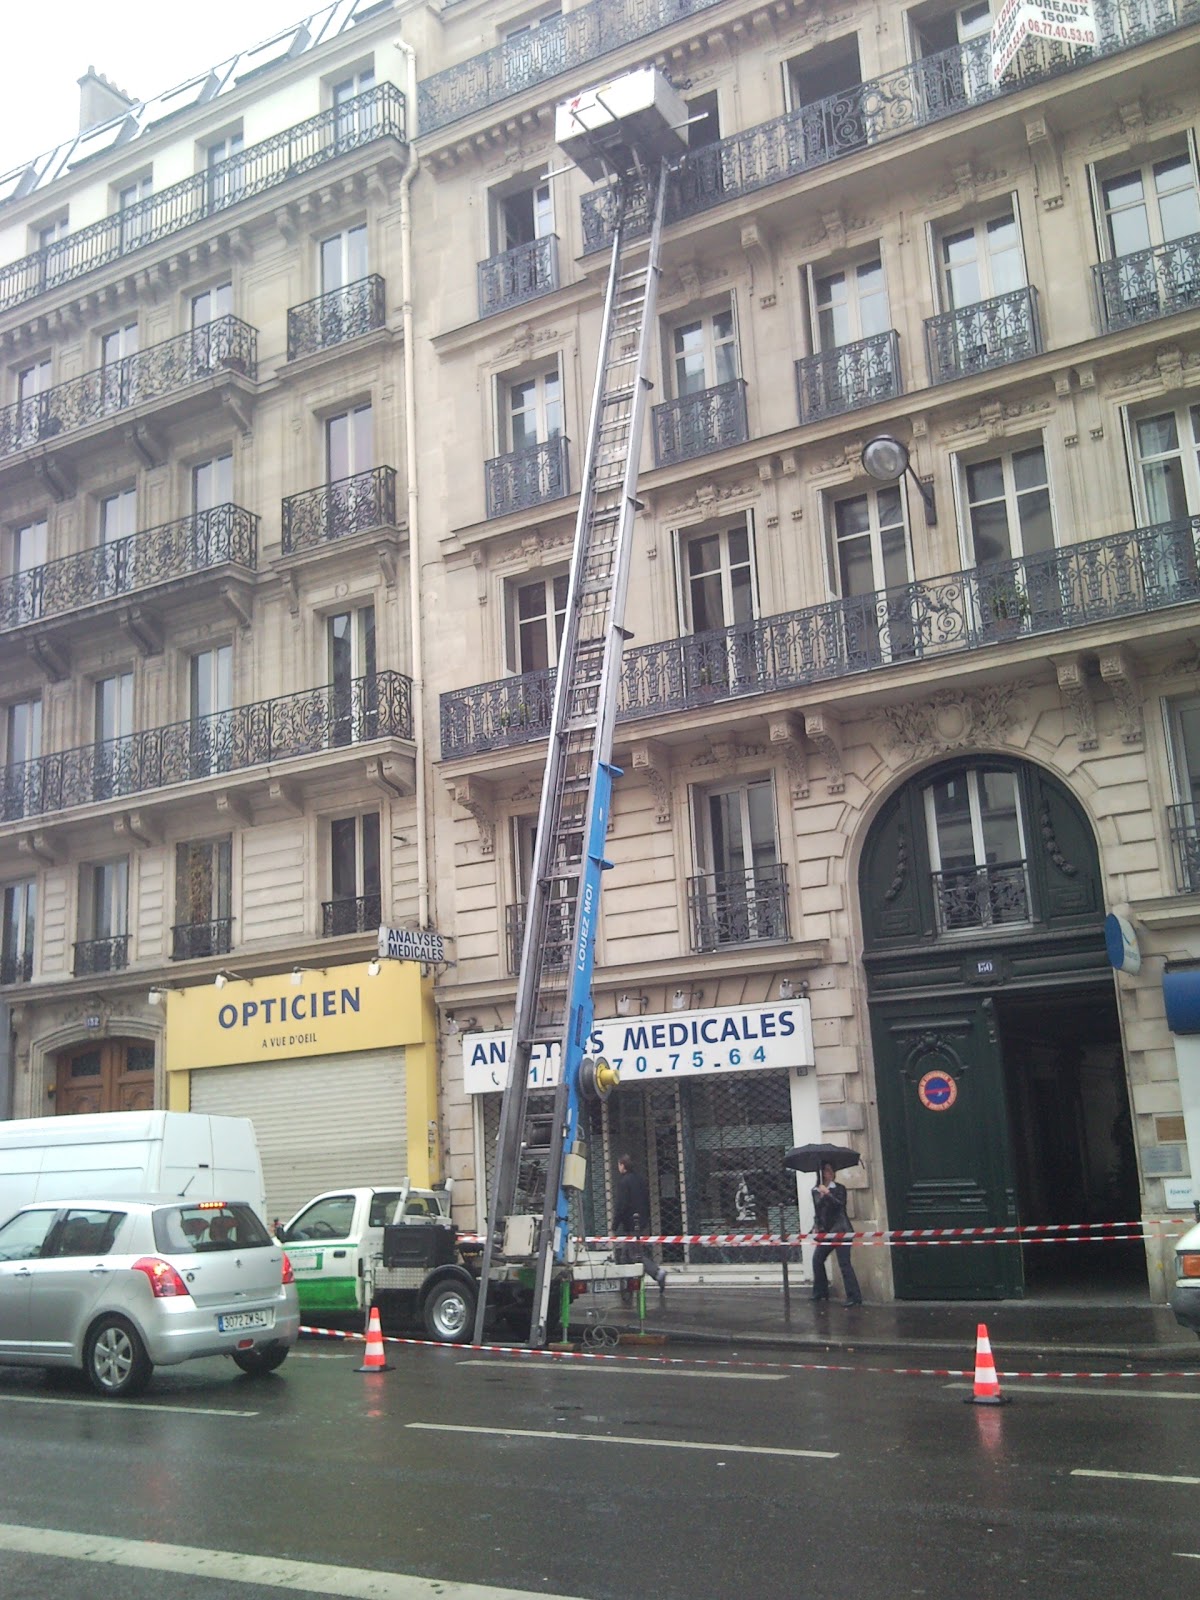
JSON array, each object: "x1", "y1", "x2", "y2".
[
  {"x1": 451, "y1": 777, "x2": 495, "y2": 856},
  {"x1": 1054, "y1": 656, "x2": 1098, "y2": 751},
  {"x1": 631, "y1": 741, "x2": 672, "y2": 825},
  {"x1": 768, "y1": 712, "x2": 809, "y2": 802},
  {"x1": 803, "y1": 707, "x2": 844, "y2": 794},
  {"x1": 884, "y1": 685, "x2": 1027, "y2": 759},
  {"x1": 1099, "y1": 648, "x2": 1143, "y2": 744}
]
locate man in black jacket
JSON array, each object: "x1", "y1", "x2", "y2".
[
  {"x1": 613, "y1": 1153, "x2": 667, "y2": 1291},
  {"x1": 811, "y1": 1161, "x2": 862, "y2": 1306}
]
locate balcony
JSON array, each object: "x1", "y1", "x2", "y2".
[
  {"x1": 485, "y1": 436, "x2": 570, "y2": 519},
  {"x1": 579, "y1": 1, "x2": 1188, "y2": 253},
  {"x1": 0, "y1": 317, "x2": 257, "y2": 468},
  {"x1": 321, "y1": 894, "x2": 382, "y2": 938},
  {"x1": 171, "y1": 919, "x2": 233, "y2": 961},
  {"x1": 0, "y1": 504, "x2": 257, "y2": 635},
  {"x1": 1168, "y1": 803, "x2": 1200, "y2": 892},
  {"x1": 1, "y1": 672, "x2": 413, "y2": 825},
  {"x1": 0, "y1": 86, "x2": 406, "y2": 316},
  {"x1": 688, "y1": 864, "x2": 790, "y2": 952},
  {"x1": 652, "y1": 379, "x2": 748, "y2": 468},
  {"x1": 73, "y1": 936, "x2": 129, "y2": 977},
  {"x1": 478, "y1": 236, "x2": 560, "y2": 318},
  {"x1": 417, "y1": 0, "x2": 725, "y2": 134},
  {"x1": 0, "y1": 950, "x2": 32, "y2": 985},
  {"x1": 287, "y1": 274, "x2": 386, "y2": 361},
  {"x1": 924, "y1": 287, "x2": 1041, "y2": 384},
  {"x1": 440, "y1": 513, "x2": 1200, "y2": 757},
  {"x1": 282, "y1": 467, "x2": 397, "y2": 556},
  {"x1": 1093, "y1": 233, "x2": 1200, "y2": 331},
  {"x1": 932, "y1": 862, "x2": 1031, "y2": 933},
  {"x1": 795, "y1": 332, "x2": 902, "y2": 424}
]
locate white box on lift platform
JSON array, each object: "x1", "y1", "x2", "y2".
[{"x1": 555, "y1": 67, "x2": 689, "y2": 181}]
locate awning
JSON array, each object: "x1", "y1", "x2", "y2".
[{"x1": 1163, "y1": 966, "x2": 1200, "y2": 1035}]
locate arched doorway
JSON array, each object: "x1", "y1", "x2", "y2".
[
  {"x1": 54, "y1": 1039, "x2": 155, "y2": 1114},
  {"x1": 859, "y1": 756, "x2": 1143, "y2": 1299}
]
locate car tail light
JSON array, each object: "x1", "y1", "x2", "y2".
[
  {"x1": 131, "y1": 1257, "x2": 191, "y2": 1298},
  {"x1": 1180, "y1": 1252, "x2": 1200, "y2": 1280},
  {"x1": 281, "y1": 1252, "x2": 295, "y2": 1286}
]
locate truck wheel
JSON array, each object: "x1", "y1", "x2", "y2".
[
  {"x1": 231, "y1": 1342, "x2": 290, "y2": 1376},
  {"x1": 423, "y1": 1280, "x2": 475, "y2": 1343},
  {"x1": 85, "y1": 1315, "x2": 152, "y2": 1398}
]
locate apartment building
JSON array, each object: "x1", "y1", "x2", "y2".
[{"x1": 2, "y1": 0, "x2": 1199, "y2": 1299}]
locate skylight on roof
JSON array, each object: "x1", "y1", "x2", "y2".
[
  {"x1": 66, "y1": 115, "x2": 138, "y2": 169},
  {"x1": 143, "y1": 72, "x2": 220, "y2": 127},
  {"x1": 234, "y1": 26, "x2": 310, "y2": 82}
]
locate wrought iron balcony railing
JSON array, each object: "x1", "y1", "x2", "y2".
[
  {"x1": 1, "y1": 671, "x2": 413, "y2": 824},
  {"x1": 281, "y1": 466, "x2": 397, "y2": 556},
  {"x1": 321, "y1": 894, "x2": 383, "y2": 937},
  {"x1": 1168, "y1": 802, "x2": 1200, "y2": 893},
  {"x1": 688, "y1": 863, "x2": 790, "y2": 952},
  {"x1": 0, "y1": 504, "x2": 257, "y2": 633},
  {"x1": 795, "y1": 332, "x2": 902, "y2": 423},
  {"x1": 932, "y1": 862, "x2": 1031, "y2": 933},
  {"x1": 504, "y1": 901, "x2": 570, "y2": 976},
  {"x1": 924, "y1": 287, "x2": 1041, "y2": 384},
  {"x1": 0, "y1": 950, "x2": 33, "y2": 984},
  {"x1": 0, "y1": 317, "x2": 257, "y2": 465},
  {"x1": 287, "y1": 274, "x2": 386, "y2": 360},
  {"x1": 478, "y1": 235, "x2": 560, "y2": 318},
  {"x1": 580, "y1": 1, "x2": 1188, "y2": 253},
  {"x1": 440, "y1": 513, "x2": 1200, "y2": 757},
  {"x1": 171, "y1": 918, "x2": 233, "y2": 961},
  {"x1": 0, "y1": 87, "x2": 406, "y2": 316},
  {"x1": 417, "y1": 0, "x2": 725, "y2": 133},
  {"x1": 73, "y1": 936, "x2": 129, "y2": 976},
  {"x1": 652, "y1": 379, "x2": 748, "y2": 468},
  {"x1": 1093, "y1": 232, "x2": 1200, "y2": 331},
  {"x1": 485, "y1": 436, "x2": 570, "y2": 519}
]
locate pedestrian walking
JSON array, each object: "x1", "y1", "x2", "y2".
[
  {"x1": 613, "y1": 1153, "x2": 667, "y2": 1292},
  {"x1": 811, "y1": 1161, "x2": 862, "y2": 1306}
]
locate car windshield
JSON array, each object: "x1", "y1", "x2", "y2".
[{"x1": 154, "y1": 1203, "x2": 271, "y2": 1254}]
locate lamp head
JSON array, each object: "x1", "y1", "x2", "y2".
[{"x1": 861, "y1": 434, "x2": 910, "y2": 484}]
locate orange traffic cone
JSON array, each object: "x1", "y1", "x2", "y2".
[
  {"x1": 356, "y1": 1304, "x2": 393, "y2": 1373},
  {"x1": 965, "y1": 1321, "x2": 1009, "y2": 1406}
]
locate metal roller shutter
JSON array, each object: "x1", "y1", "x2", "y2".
[{"x1": 188, "y1": 1049, "x2": 406, "y2": 1223}]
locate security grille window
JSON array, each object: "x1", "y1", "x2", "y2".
[
  {"x1": 670, "y1": 307, "x2": 738, "y2": 399},
  {"x1": 327, "y1": 812, "x2": 381, "y2": 934},
  {"x1": 192, "y1": 451, "x2": 233, "y2": 512},
  {"x1": 1, "y1": 878, "x2": 36, "y2": 983},
  {"x1": 173, "y1": 838, "x2": 232, "y2": 959},
  {"x1": 507, "y1": 571, "x2": 568, "y2": 673},
  {"x1": 1129, "y1": 403, "x2": 1200, "y2": 523},
  {"x1": 691, "y1": 778, "x2": 786, "y2": 948},
  {"x1": 939, "y1": 209, "x2": 1026, "y2": 309},
  {"x1": 326, "y1": 404, "x2": 374, "y2": 482},
  {"x1": 503, "y1": 366, "x2": 562, "y2": 452},
  {"x1": 1099, "y1": 151, "x2": 1200, "y2": 260},
  {"x1": 923, "y1": 767, "x2": 1031, "y2": 932},
  {"x1": 1167, "y1": 697, "x2": 1200, "y2": 891},
  {"x1": 190, "y1": 645, "x2": 233, "y2": 776},
  {"x1": 206, "y1": 132, "x2": 244, "y2": 210},
  {"x1": 505, "y1": 814, "x2": 540, "y2": 973},
  {"x1": 829, "y1": 485, "x2": 915, "y2": 662},
  {"x1": 328, "y1": 605, "x2": 376, "y2": 745}
]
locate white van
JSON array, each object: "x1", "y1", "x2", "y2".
[{"x1": 0, "y1": 1111, "x2": 266, "y2": 1226}]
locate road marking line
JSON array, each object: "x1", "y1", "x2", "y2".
[
  {"x1": 0, "y1": 1393, "x2": 257, "y2": 1417},
  {"x1": 407, "y1": 1422, "x2": 836, "y2": 1459},
  {"x1": 945, "y1": 1382, "x2": 1200, "y2": 1401},
  {"x1": 0, "y1": 1523, "x2": 588, "y2": 1600},
  {"x1": 1175, "y1": 1553, "x2": 1200, "y2": 1560},
  {"x1": 455, "y1": 1360, "x2": 784, "y2": 1381},
  {"x1": 1072, "y1": 1470, "x2": 1200, "y2": 1486}
]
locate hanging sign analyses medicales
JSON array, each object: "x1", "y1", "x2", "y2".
[
  {"x1": 990, "y1": 0, "x2": 1097, "y2": 85},
  {"x1": 461, "y1": 1000, "x2": 814, "y2": 1094}
]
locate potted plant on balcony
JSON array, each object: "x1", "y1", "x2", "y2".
[{"x1": 985, "y1": 581, "x2": 1029, "y2": 638}]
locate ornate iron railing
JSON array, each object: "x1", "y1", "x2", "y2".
[
  {"x1": 281, "y1": 466, "x2": 397, "y2": 556},
  {"x1": 321, "y1": 894, "x2": 383, "y2": 937},
  {"x1": 418, "y1": 0, "x2": 726, "y2": 133},
  {"x1": 924, "y1": 287, "x2": 1041, "y2": 384},
  {"x1": 0, "y1": 950, "x2": 33, "y2": 984},
  {"x1": 0, "y1": 316, "x2": 257, "y2": 464},
  {"x1": 478, "y1": 235, "x2": 560, "y2": 318},
  {"x1": 287, "y1": 274, "x2": 386, "y2": 360},
  {"x1": 579, "y1": 1, "x2": 1188, "y2": 252},
  {"x1": 73, "y1": 936, "x2": 129, "y2": 976},
  {"x1": 505, "y1": 900, "x2": 570, "y2": 976},
  {"x1": 485, "y1": 436, "x2": 570, "y2": 518},
  {"x1": 932, "y1": 862, "x2": 1031, "y2": 932},
  {"x1": 0, "y1": 504, "x2": 258, "y2": 632},
  {"x1": 1, "y1": 671, "x2": 413, "y2": 824},
  {"x1": 0, "y1": 86, "x2": 406, "y2": 315},
  {"x1": 1093, "y1": 231, "x2": 1200, "y2": 331},
  {"x1": 440, "y1": 514, "x2": 1200, "y2": 757},
  {"x1": 1168, "y1": 803, "x2": 1200, "y2": 893},
  {"x1": 171, "y1": 919, "x2": 233, "y2": 961},
  {"x1": 652, "y1": 379, "x2": 748, "y2": 467},
  {"x1": 795, "y1": 332, "x2": 902, "y2": 423},
  {"x1": 688, "y1": 863, "x2": 790, "y2": 952}
]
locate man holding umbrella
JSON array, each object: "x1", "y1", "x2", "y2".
[{"x1": 785, "y1": 1144, "x2": 863, "y2": 1307}]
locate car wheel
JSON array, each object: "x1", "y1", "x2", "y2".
[
  {"x1": 85, "y1": 1315, "x2": 152, "y2": 1399},
  {"x1": 423, "y1": 1280, "x2": 475, "y2": 1343},
  {"x1": 231, "y1": 1342, "x2": 290, "y2": 1376}
]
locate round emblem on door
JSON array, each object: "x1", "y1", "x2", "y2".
[{"x1": 917, "y1": 1069, "x2": 958, "y2": 1112}]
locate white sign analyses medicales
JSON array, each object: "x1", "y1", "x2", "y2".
[
  {"x1": 461, "y1": 1001, "x2": 814, "y2": 1095},
  {"x1": 990, "y1": 0, "x2": 1096, "y2": 85}
]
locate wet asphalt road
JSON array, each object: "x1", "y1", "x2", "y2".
[{"x1": 0, "y1": 1335, "x2": 1197, "y2": 1600}]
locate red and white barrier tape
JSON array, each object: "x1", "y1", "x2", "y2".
[{"x1": 584, "y1": 1218, "x2": 1191, "y2": 1248}]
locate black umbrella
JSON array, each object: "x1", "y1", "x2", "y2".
[{"x1": 783, "y1": 1143, "x2": 861, "y2": 1175}]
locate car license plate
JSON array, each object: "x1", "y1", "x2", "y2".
[{"x1": 218, "y1": 1310, "x2": 271, "y2": 1333}]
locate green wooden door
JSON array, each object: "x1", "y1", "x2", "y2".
[{"x1": 872, "y1": 997, "x2": 1023, "y2": 1299}]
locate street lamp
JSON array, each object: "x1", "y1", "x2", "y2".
[{"x1": 861, "y1": 434, "x2": 937, "y2": 525}]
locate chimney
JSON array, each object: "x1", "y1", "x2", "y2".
[{"x1": 77, "y1": 66, "x2": 136, "y2": 134}]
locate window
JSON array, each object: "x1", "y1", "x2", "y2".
[
  {"x1": 327, "y1": 812, "x2": 381, "y2": 934},
  {"x1": 333, "y1": 67, "x2": 376, "y2": 143},
  {"x1": 691, "y1": 778, "x2": 787, "y2": 948},
  {"x1": 783, "y1": 36, "x2": 864, "y2": 157},
  {"x1": 321, "y1": 226, "x2": 369, "y2": 292},
  {"x1": 173, "y1": 837, "x2": 232, "y2": 958},
  {"x1": 116, "y1": 174, "x2": 152, "y2": 250},
  {"x1": 1130, "y1": 403, "x2": 1200, "y2": 523},
  {"x1": 923, "y1": 767, "x2": 1030, "y2": 931},
  {"x1": 962, "y1": 444, "x2": 1054, "y2": 565},
  {"x1": 326, "y1": 404, "x2": 373, "y2": 482},
  {"x1": 14, "y1": 358, "x2": 51, "y2": 448},
  {"x1": 3, "y1": 697, "x2": 43, "y2": 818},
  {"x1": 328, "y1": 605, "x2": 376, "y2": 743},
  {"x1": 191, "y1": 283, "x2": 232, "y2": 327},
  {"x1": 93, "y1": 671, "x2": 133, "y2": 801},
  {"x1": 494, "y1": 179, "x2": 553, "y2": 254},
  {"x1": 192, "y1": 451, "x2": 233, "y2": 512},
  {"x1": 1099, "y1": 152, "x2": 1200, "y2": 260},
  {"x1": 0, "y1": 1208, "x2": 57, "y2": 1262},
  {"x1": 939, "y1": 209, "x2": 1025, "y2": 309},
  {"x1": 35, "y1": 214, "x2": 69, "y2": 252},
  {"x1": 686, "y1": 91, "x2": 721, "y2": 149},
  {"x1": 81, "y1": 857, "x2": 129, "y2": 943},
  {"x1": 678, "y1": 520, "x2": 756, "y2": 635},
  {"x1": 206, "y1": 131, "x2": 244, "y2": 211},
  {"x1": 812, "y1": 257, "x2": 890, "y2": 350},
  {"x1": 502, "y1": 365, "x2": 562, "y2": 451},
  {"x1": 1, "y1": 878, "x2": 36, "y2": 983},
  {"x1": 829, "y1": 485, "x2": 916, "y2": 662},
  {"x1": 670, "y1": 308, "x2": 737, "y2": 398},
  {"x1": 98, "y1": 487, "x2": 136, "y2": 597},
  {"x1": 99, "y1": 488, "x2": 136, "y2": 543},
  {"x1": 10, "y1": 518, "x2": 47, "y2": 623},
  {"x1": 507, "y1": 571, "x2": 568, "y2": 672},
  {"x1": 912, "y1": 0, "x2": 992, "y2": 53},
  {"x1": 189, "y1": 645, "x2": 233, "y2": 776},
  {"x1": 505, "y1": 814, "x2": 540, "y2": 972},
  {"x1": 100, "y1": 322, "x2": 139, "y2": 412},
  {"x1": 1168, "y1": 697, "x2": 1200, "y2": 890}
]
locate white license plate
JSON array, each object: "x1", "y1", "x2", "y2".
[{"x1": 218, "y1": 1310, "x2": 271, "y2": 1333}]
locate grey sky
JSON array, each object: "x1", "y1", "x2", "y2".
[{"x1": 0, "y1": 0, "x2": 318, "y2": 173}]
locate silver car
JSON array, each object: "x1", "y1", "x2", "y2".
[
  {"x1": 1170, "y1": 1217, "x2": 1200, "y2": 1337},
  {"x1": 0, "y1": 1197, "x2": 300, "y2": 1398}
]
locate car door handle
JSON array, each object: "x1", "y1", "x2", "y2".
[
  {"x1": 90, "y1": 1265, "x2": 110, "y2": 1276},
  {"x1": 14, "y1": 1267, "x2": 31, "y2": 1279},
  {"x1": 332, "y1": 1249, "x2": 347, "y2": 1258}
]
